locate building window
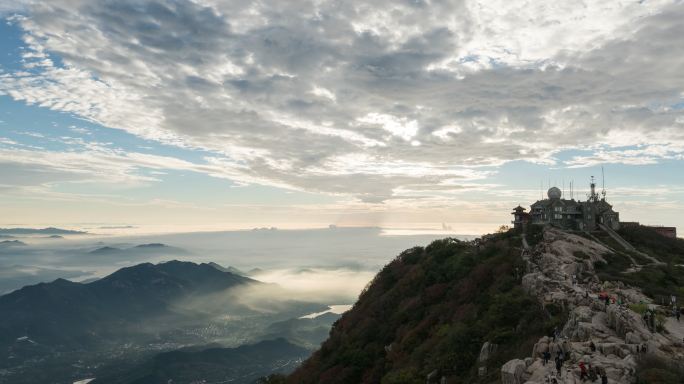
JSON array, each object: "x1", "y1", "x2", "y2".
[{"x1": 554, "y1": 214, "x2": 562, "y2": 219}]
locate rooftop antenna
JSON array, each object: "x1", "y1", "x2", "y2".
[
  {"x1": 562, "y1": 178, "x2": 565, "y2": 199},
  {"x1": 601, "y1": 166, "x2": 607, "y2": 200}
]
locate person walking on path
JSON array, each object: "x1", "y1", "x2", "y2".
[
  {"x1": 589, "y1": 364, "x2": 598, "y2": 382},
  {"x1": 555, "y1": 356, "x2": 562, "y2": 376},
  {"x1": 601, "y1": 372, "x2": 608, "y2": 384},
  {"x1": 579, "y1": 361, "x2": 588, "y2": 381},
  {"x1": 543, "y1": 351, "x2": 551, "y2": 366}
]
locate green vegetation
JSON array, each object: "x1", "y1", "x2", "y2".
[
  {"x1": 282, "y1": 231, "x2": 565, "y2": 384},
  {"x1": 636, "y1": 355, "x2": 684, "y2": 384},
  {"x1": 595, "y1": 252, "x2": 684, "y2": 300},
  {"x1": 619, "y1": 225, "x2": 684, "y2": 265},
  {"x1": 525, "y1": 225, "x2": 544, "y2": 247},
  {"x1": 591, "y1": 225, "x2": 684, "y2": 300},
  {"x1": 628, "y1": 303, "x2": 648, "y2": 315}
]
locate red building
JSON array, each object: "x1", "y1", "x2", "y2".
[{"x1": 649, "y1": 226, "x2": 677, "y2": 239}]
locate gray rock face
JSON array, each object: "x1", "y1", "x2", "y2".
[
  {"x1": 501, "y1": 227, "x2": 684, "y2": 384},
  {"x1": 501, "y1": 359, "x2": 526, "y2": 384},
  {"x1": 478, "y1": 341, "x2": 498, "y2": 363}
]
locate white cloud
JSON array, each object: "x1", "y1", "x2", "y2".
[
  {"x1": 0, "y1": 0, "x2": 683, "y2": 203},
  {"x1": 356, "y1": 113, "x2": 419, "y2": 141}
]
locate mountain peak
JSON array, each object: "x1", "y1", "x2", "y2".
[
  {"x1": 134, "y1": 243, "x2": 167, "y2": 248},
  {"x1": 278, "y1": 225, "x2": 684, "y2": 384}
]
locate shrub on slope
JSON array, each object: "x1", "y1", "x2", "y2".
[{"x1": 281, "y1": 232, "x2": 564, "y2": 384}]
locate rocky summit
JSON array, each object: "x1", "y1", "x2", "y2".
[
  {"x1": 502, "y1": 227, "x2": 684, "y2": 384},
  {"x1": 265, "y1": 224, "x2": 684, "y2": 384}
]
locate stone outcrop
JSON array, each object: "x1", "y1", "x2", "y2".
[
  {"x1": 502, "y1": 227, "x2": 684, "y2": 384},
  {"x1": 478, "y1": 341, "x2": 498, "y2": 363},
  {"x1": 501, "y1": 359, "x2": 526, "y2": 384}
]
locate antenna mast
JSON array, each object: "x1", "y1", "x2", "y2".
[
  {"x1": 601, "y1": 166, "x2": 606, "y2": 200},
  {"x1": 570, "y1": 180, "x2": 573, "y2": 200}
]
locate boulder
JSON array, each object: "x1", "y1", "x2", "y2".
[
  {"x1": 599, "y1": 342, "x2": 623, "y2": 357},
  {"x1": 501, "y1": 359, "x2": 526, "y2": 384},
  {"x1": 532, "y1": 340, "x2": 548, "y2": 357},
  {"x1": 625, "y1": 331, "x2": 642, "y2": 345},
  {"x1": 524, "y1": 357, "x2": 534, "y2": 367},
  {"x1": 478, "y1": 341, "x2": 498, "y2": 363}
]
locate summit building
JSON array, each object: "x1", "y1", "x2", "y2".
[{"x1": 512, "y1": 177, "x2": 620, "y2": 232}]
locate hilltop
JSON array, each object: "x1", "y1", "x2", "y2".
[
  {"x1": 264, "y1": 225, "x2": 684, "y2": 384},
  {"x1": 0, "y1": 260, "x2": 256, "y2": 348},
  {"x1": 0, "y1": 227, "x2": 86, "y2": 235},
  {"x1": 0, "y1": 240, "x2": 27, "y2": 248}
]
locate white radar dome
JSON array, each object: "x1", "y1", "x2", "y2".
[{"x1": 548, "y1": 187, "x2": 562, "y2": 199}]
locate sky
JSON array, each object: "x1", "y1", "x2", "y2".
[{"x1": 0, "y1": 0, "x2": 683, "y2": 235}]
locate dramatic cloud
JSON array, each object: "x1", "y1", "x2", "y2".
[{"x1": 1, "y1": 0, "x2": 684, "y2": 202}]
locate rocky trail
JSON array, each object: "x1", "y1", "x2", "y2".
[{"x1": 501, "y1": 228, "x2": 684, "y2": 384}]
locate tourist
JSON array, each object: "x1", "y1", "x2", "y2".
[
  {"x1": 543, "y1": 351, "x2": 551, "y2": 366},
  {"x1": 555, "y1": 356, "x2": 562, "y2": 376},
  {"x1": 589, "y1": 341, "x2": 596, "y2": 352},
  {"x1": 589, "y1": 364, "x2": 598, "y2": 382},
  {"x1": 579, "y1": 361, "x2": 588, "y2": 381},
  {"x1": 601, "y1": 372, "x2": 608, "y2": 384},
  {"x1": 676, "y1": 307, "x2": 680, "y2": 322}
]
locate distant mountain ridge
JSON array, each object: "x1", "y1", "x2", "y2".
[
  {"x1": 0, "y1": 227, "x2": 87, "y2": 235},
  {"x1": 88, "y1": 243, "x2": 187, "y2": 256},
  {"x1": 0, "y1": 260, "x2": 256, "y2": 348},
  {"x1": 0, "y1": 240, "x2": 27, "y2": 248},
  {"x1": 207, "y1": 261, "x2": 246, "y2": 275}
]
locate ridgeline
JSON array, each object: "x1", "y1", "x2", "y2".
[{"x1": 263, "y1": 225, "x2": 684, "y2": 384}]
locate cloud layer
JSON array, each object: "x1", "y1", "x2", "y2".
[{"x1": 2, "y1": 0, "x2": 684, "y2": 202}]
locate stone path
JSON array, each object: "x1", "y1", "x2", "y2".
[
  {"x1": 501, "y1": 228, "x2": 684, "y2": 384},
  {"x1": 665, "y1": 318, "x2": 684, "y2": 343}
]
